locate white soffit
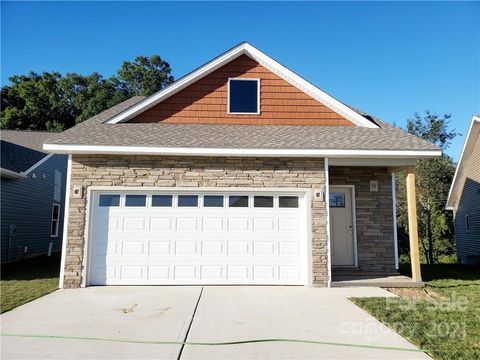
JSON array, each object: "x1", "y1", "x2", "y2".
[{"x1": 106, "y1": 42, "x2": 379, "y2": 128}]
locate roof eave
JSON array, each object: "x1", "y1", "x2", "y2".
[
  {"x1": 0, "y1": 167, "x2": 27, "y2": 179},
  {"x1": 43, "y1": 143, "x2": 441, "y2": 159}
]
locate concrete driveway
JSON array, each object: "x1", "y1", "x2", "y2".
[{"x1": 1, "y1": 286, "x2": 429, "y2": 359}]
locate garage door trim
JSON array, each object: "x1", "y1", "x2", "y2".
[{"x1": 82, "y1": 186, "x2": 312, "y2": 287}]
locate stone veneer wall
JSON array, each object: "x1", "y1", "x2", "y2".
[
  {"x1": 64, "y1": 155, "x2": 327, "y2": 288},
  {"x1": 329, "y1": 167, "x2": 396, "y2": 273}
]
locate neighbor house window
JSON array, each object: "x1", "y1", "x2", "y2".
[
  {"x1": 465, "y1": 215, "x2": 470, "y2": 232},
  {"x1": 228, "y1": 78, "x2": 260, "y2": 114},
  {"x1": 54, "y1": 170, "x2": 62, "y2": 202},
  {"x1": 50, "y1": 204, "x2": 60, "y2": 237}
]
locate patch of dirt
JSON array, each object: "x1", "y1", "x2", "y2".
[{"x1": 386, "y1": 287, "x2": 441, "y2": 300}]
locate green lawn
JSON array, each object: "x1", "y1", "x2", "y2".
[
  {"x1": 1, "y1": 255, "x2": 60, "y2": 313},
  {"x1": 351, "y1": 264, "x2": 480, "y2": 360}
]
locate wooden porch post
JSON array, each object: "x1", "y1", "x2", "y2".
[{"x1": 406, "y1": 166, "x2": 422, "y2": 281}]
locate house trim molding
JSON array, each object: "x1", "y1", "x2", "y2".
[{"x1": 43, "y1": 143, "x2": 441, "y2": 159}]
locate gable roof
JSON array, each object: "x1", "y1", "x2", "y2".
[
  {"x1": 44, "y1": 96, "x2": 441, "y2": 159},
  {"x1": 106, "y1": 42, "x2": 379, "y2": 128},
  {"x1": 1, "y1": 130, "x2": 63, "y2": 176},
  {"x1": 446, "y1": 115, "x2": 480, "y2": 210}
]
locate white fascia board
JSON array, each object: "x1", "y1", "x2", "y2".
[
  {"x1": 107, "y1": 42, "x2": 379, "y2": 128},
  {"x1": 0, "y1": 167, "x2": 26, "y2": 179},
  {"x1": 446, "y1": 115, "x2": 480, "y2": 210},
  {"x1": 44, "y1": 143, "x2": 441, "y2": 159}
]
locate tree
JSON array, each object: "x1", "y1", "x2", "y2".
[
  {"x1": 117, "y1": 55, "x2": 174, "y2": 97},
  {"x1": 1, "y1": 54, "x2": 174, "y2": 131},
  {"x1": 1, "y1": 72, "x2": 70, "y2": 132},
  {"x1": 396, "y1": 111, "x2": 458, "y2": 264}
]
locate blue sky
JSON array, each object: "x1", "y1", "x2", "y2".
[{"x1": 1, "y1": 1, "x2": 479, "y2": 161}]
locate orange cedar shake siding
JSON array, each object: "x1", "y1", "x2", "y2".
[{"x1": 130, "y1": 55, "x2": 354, "y2": 126}]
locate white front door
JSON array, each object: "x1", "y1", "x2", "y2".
[
  {"x1": 329, "y1": 186, "x2": 356, "y2": 267},
  {"x1": 87, "y1": 190, "x2": 308, "y2": 285}
]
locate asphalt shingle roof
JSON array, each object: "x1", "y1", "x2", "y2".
[
  {"x1": 1, "y1": 130, "x2": 64, "y2": 173},
  {"x1": 45, "y1": 96, "x2": 439, "y2": 152}
]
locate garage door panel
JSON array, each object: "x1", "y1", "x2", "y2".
[
  {"x1": 176, "y1": 218, "x2": 199, "y2": 231},
  {"x1": 202, "y1": 218, "x2": 224, "y2": 231},
  {"x1": 202, "y1": 241, "x2": 224, "y2": 255},
  {"x1": 150, "y1": 218, "x2": 174, "y2": 231},
  {"x1": 253, "y1": 218, "x2": 276, "y2": 231},
  {"x1": 88, "y1": 191, "x2": 308, "y2": 285},
  {"x1": 123, "y1": 218, "x2": 147, "y2": 231},
  {"x1": 149, "y1": 242, "x2": 171, "y2": 255},
  {"x1": 148, "y1": 265, "x2": 170, "y2": 280},
  {"x1": 175, "y1": 241, "x2": 197, "y2": 255}
]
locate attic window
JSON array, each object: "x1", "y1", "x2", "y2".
[{"x1": 228, "y1": 78, "x2": 260, "y2": 114}]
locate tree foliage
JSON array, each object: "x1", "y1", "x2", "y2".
[
  {"x1": 117, "y1": 55, "x2": 174, "y2": 97},
  {"x1": 396, "y1": 112, "x2": 458, "y2": 264},
  {"x1": 1, "y1": 55, "x2": 174, "y2": 132}
]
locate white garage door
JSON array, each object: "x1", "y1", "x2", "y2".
[{"x1": 87, "y1": 190, "x2": 308, "y2": 285}]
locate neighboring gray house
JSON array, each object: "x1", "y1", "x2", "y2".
[
  {"x1": 447, "y1": 115, "x2": 480, "y2": 265},
  {"x1": 1, "y1": 130, "x2": 68, "y2": 263}
]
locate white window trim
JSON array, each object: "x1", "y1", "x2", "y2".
[
  {"x1": 465, "y1": 215, "x2": 470, "y2": 232},
  {"x1": 227, "y1": 78, "x2": 260, "y2": 115},
  {"x1": 50, "y1": 203, "x2": 60, "y2": 238}
]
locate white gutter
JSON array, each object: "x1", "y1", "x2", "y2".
[
  {"x1": 43, "y1": 144, "x2": 442, "y2": 159},
  {"x1": 0, "y1": 167, "x2": 26, "y2": 179}
]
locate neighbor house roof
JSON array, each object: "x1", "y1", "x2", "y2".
[
  {"x1": 446, "y1": 115, "x2": 480, "y2": 210},
  {"x1": 1, "y1": 130, "x2": 62, "y2": 177},
  {"x1": 43, "y1": 96, "x2": 440, "y2": 159}
]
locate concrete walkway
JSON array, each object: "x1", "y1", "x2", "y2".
[{"x1": 1, "y1": 286, "x2": 430, "y2": 359}]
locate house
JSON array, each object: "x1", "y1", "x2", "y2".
[
  {"x1": 446, "y1": 115, "x2": 480, "y2": 265},
  {"x1": 1, "y1": 131, "x2": 68, "y2": 263},
  {"x1": 43, "y1": 43, "x2": 441, "y2": 288}
]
